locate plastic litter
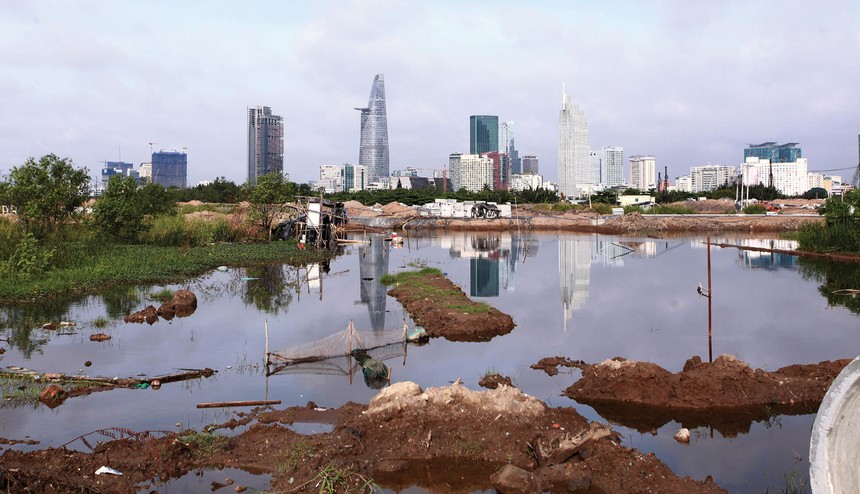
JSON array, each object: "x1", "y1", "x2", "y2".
[
  {"x1": 135, "y1": 383, "x2": 150, "y2": 389},
  {"x1": 216, "y1": 266, "x2": 228, "y2": 272},
  {"x1": 95, "y1": 466, "x2": 123, "y2": 476}
]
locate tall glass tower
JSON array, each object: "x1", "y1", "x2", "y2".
[
  {"x1": 356, "y1": 74, "x2": 389, "y2": 183},
  {"x1": 558, "y1": 86, "x2": 589, "y2": 198},
  {"x1": 470, "y1": 115, "x2": 499, "y2": 154},
  {"x1": 247, "y1": 106, "x2": 284, "y2": 185}
]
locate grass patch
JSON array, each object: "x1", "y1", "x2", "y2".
[
  {"x1": 0, "y1": 241, "x2": 332, "y2": 302},
  {"x1": 379, "y1": 267, "x2": 442, "y2": 286},
  {"x1": 0, "y1": 372, "x2": 43, "y2": 408},
  {"x1": 313, "y1": 463, "x2": 379, "y2": 494},
  {"x1": 92, "y1": 316, "x2": 109, "y2": 328},
  {"x1": 643, "y1": 204, "x2": 696, "y2": 214},
  {"x1": 180, "y1": 431, "x2": 227, "y2": 459},
  {"x1": 178, "y1": 203, "x2": 236, "y2": 215},
  {"x1": 381, "y1": 268, "x2": 493, "y2": 315}
]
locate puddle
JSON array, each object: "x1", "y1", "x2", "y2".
[
  {"x1": 374, "y1": 458, "x2": 497, "y2": 493},
  {"x1": 137, "y1": 467, "x2": 270, "y2": 493},
  {"x1": 288, "y1": 421, "x2": 334, "y2": 435}
]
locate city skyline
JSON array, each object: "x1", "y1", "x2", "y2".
[{"x1": 1, "y1": 1, "x2": 858, "y2": 186}]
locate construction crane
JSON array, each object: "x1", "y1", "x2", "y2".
[{"x1": 148, "y1": 142, "x2": 161, "y2": 155}]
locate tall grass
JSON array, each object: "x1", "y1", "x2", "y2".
[
  {"x1": 797, "y1": 222, "x2": 860, "y2": 254},
  {"x1": 142, "y1": 215, "x2": 246, "y2": 246},
  {"x1": 178, "y1": 203, "x2": 236, "y2": 215}
]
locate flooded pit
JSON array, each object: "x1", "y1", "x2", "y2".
[{"x1": 1, "y1": 232, "x2": 858, "y2": 493}]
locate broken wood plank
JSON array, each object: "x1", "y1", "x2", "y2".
[{"x1": 196, "y1": 400, "x2": 281, "y2": 409}]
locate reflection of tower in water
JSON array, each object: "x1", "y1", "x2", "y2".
[
  {"x1": 558, "y1": 236, "x2": 595, "y2": 332},
  {"x1": 359, "y1": 236, "x2": 390, "y2": 330}
]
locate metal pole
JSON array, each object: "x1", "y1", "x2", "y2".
[{"x1": 707, "y1": 235, "x2": 713, "y2": 363}]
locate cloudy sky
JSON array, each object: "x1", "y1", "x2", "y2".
[{"x1": 1, "y1": 0, "x2": 858, "y2": 186}]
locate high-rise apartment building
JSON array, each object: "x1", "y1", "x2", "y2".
[
  {"x1": 602, "y1": 147, "x2": 624, "y2": 186},
  {"x1": 470, "y1": 115, "x2": 499, "y2": 155},
  {"x1": 521, "y1": 155, "x2": 539, "y2": 175},
  {"x1": 557, "y1": 88, "x2": 589, "y2": 198},
  {"x1": 741, "y1": 157, "x2": 808, "y2": 196},
  {"x1": 356, "y1": 74, "x2": 389, "y2": 183},
  {"x1": 449, "y1": 153, "x2": 493, "y2": 192},
  {"x1": 689, "y1": 165, "x2": 735, "y2": 192},
  {"x1": 151, "y1": 150, "x2": 187, "y2": 188},
  {"x1": 247, "y1": 106, "x2": 284, "y2": 185},
  {"x1": 319, "y1": 164, "x2": 343, "y2": 192},
  {"x1": 628, "y1": 155, "x2": 656, "y2": 190},
  {"x1": 744, "y1": 142, "x2": 801, "y2": 163},
  {"x1": 484, "y1": 152, "x2": 510, "y2": 190},
  {"x1": 589, "y1": 151, "x2": 602, "y2": 185}
]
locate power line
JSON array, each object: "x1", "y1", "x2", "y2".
[{"x1": 808, "y1": 166, "x2": 857, "y2": 173}]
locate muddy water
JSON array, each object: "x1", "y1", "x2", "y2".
[{"x1": 1, "y1": 232, "x2": 859, "y2": 493}]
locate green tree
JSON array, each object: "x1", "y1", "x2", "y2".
[
  {"x1": 0, "y1": 154, "x2": 90, "y2": 238},
  {"x1": 92, "y1": 176, "x2": 148, "y2": 242},
  {"x1": 243, "y1": 172, "x2": 295, "y2": 241},
  {"x1": 802, "y1": 187, "x2": 828, "y2": 200},
  {"x1": 138, "y1": 182, "x2": 178, "y2": 216}
]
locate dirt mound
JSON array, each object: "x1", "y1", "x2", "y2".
[
  {"x1": 670, "y1": 199, "x2": 735, "y2": 213},
  {"x1": 181, "y1": 200, "x2": 204, "y2": 206},
  {"x1": 531, "y1": 356, "x2": 587, "y2": 376},
  {"x1": 380, "y1": 201, "x2": 419, "y2": 217},
  {"x1": 479, "y1": 373, "x2": 513, "y2": 389},
  {"x1": 0, "y1": 383, "x2": 727, "y2": 493},
  {"x1": 343, "y1": 200, "x2": 378, "y2": 218},
  {"x1": 386, "y1": 271, "x2": 515, "y2": 342}
]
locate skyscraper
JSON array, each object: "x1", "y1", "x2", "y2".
[
  {"x1": 247, "y1": 106, "x2": 284, "y2": 185},
  {"x1": 151, "y1": 150, "x2": 187, "y2": 189},
  {"x1": 500, "y1": 121, "x2": 521, "y2": 175},
  {"x1": 356, "y1": 74, "x2": 389, "y2": 183},
  {"x1": 589, "y1": 151, "x2": 602, "y2": 185},
  {"x1": 521, "y1": 155, "x2": 539, "y2": 175},
  {"x1": 470, "y1": 115, "x2": 499, "y2": 154},
  {"x1": 557, "y1": 87, "x2": 590, "y2": 198},
  {"x1": 602, "y1": 147, "x2": 624, "y2": 186}
]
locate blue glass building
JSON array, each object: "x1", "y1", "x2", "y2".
[
  {"x1": 151, "y1": 151, "x2": 187, "y2": 188},
  {"x1": 356, "y1": 74, "x2": 389, "y2": 183},
  {"x1": 744, "y1": 142, "x2": 801, "y2": 163},
  {"x1": 470, "y1": 115, "x2": 499, "y2": 155}
]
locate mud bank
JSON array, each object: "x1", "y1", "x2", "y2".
[
  {"x1": 0, "y1": 382, "x2": 726, "y2": 493},
  {"x1": 348, "y1": 211, "x2": 822, "y2": 234},
  {"x1": 384, "y1": 269, "x2": 515, "y2": 342},
  {"x1": 561, "y1": 355, "x2": 850, "y2": 435}
]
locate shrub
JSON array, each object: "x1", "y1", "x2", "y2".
[{"x1": 743, "y1": 204, "x2": 767, "y2": 214}]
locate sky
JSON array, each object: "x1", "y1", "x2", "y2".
[{"x1": 1, "y1": 0, "x2": 858, "y2": 186}]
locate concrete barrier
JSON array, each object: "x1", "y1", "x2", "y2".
[{"x1": 810, "y1": 355, "x2": 860, "y2": 493}]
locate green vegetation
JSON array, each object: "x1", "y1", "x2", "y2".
[
  {"x1": 743, "y1": 204, "x2": 768, "y2": 214},
  {"x1": 643, "y1": 204, "x2": 695, "y2": 215},
  {"x1": 0, "y1": 371, "x2": 44, "y2": 408},
  {"x1": 312, "y1": 463, "x2": 380, "y2": 494},
  {"x1": 797, "y1": 190, "x2": 860, "y2": 254},
  {"x1": 0, "y1": 241, "x2": 328, "y2": 302},
  {"x1": 0, "y1": 154, "x2": 338, "y2": 302},
  {"x1": 380, "y1": 268, "x2": 493, "y2": 315},
  {"x1": 0, "y1": 154, "x2": 89, "y2": 238},
  {"x1": 180, "y1": 431, "x2": 228, "y2": 459},
  {"x1": 150, "y1": 288, "x2": 174, "y2": 303},
  {"x1": 92, "y1": 316, "x2": 109, "y2": 328}
]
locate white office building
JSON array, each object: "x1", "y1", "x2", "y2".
[{"x1": 603, "y1": 146, "x2": 624, "y2": 186}]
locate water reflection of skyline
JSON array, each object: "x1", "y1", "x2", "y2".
[
  {"x1": 703, "y1": 238, "x2": 799, "y2": 270},
  {"x1": 358, "y1": 235, "x2": 390, "y2": 330},
  {"x1": 558, "y1": 237, "x2": 685, "y2": 330},
  {"x1": 445, "y1": 233, "x2": 539, "y2": 297}
]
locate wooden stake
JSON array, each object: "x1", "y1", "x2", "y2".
[
  {"x1": 265, "y1": 319, "x2": 269, "y2": 363},
  {"x1": 196, "y1": 400, "x2": 281, "y2": 409}
]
